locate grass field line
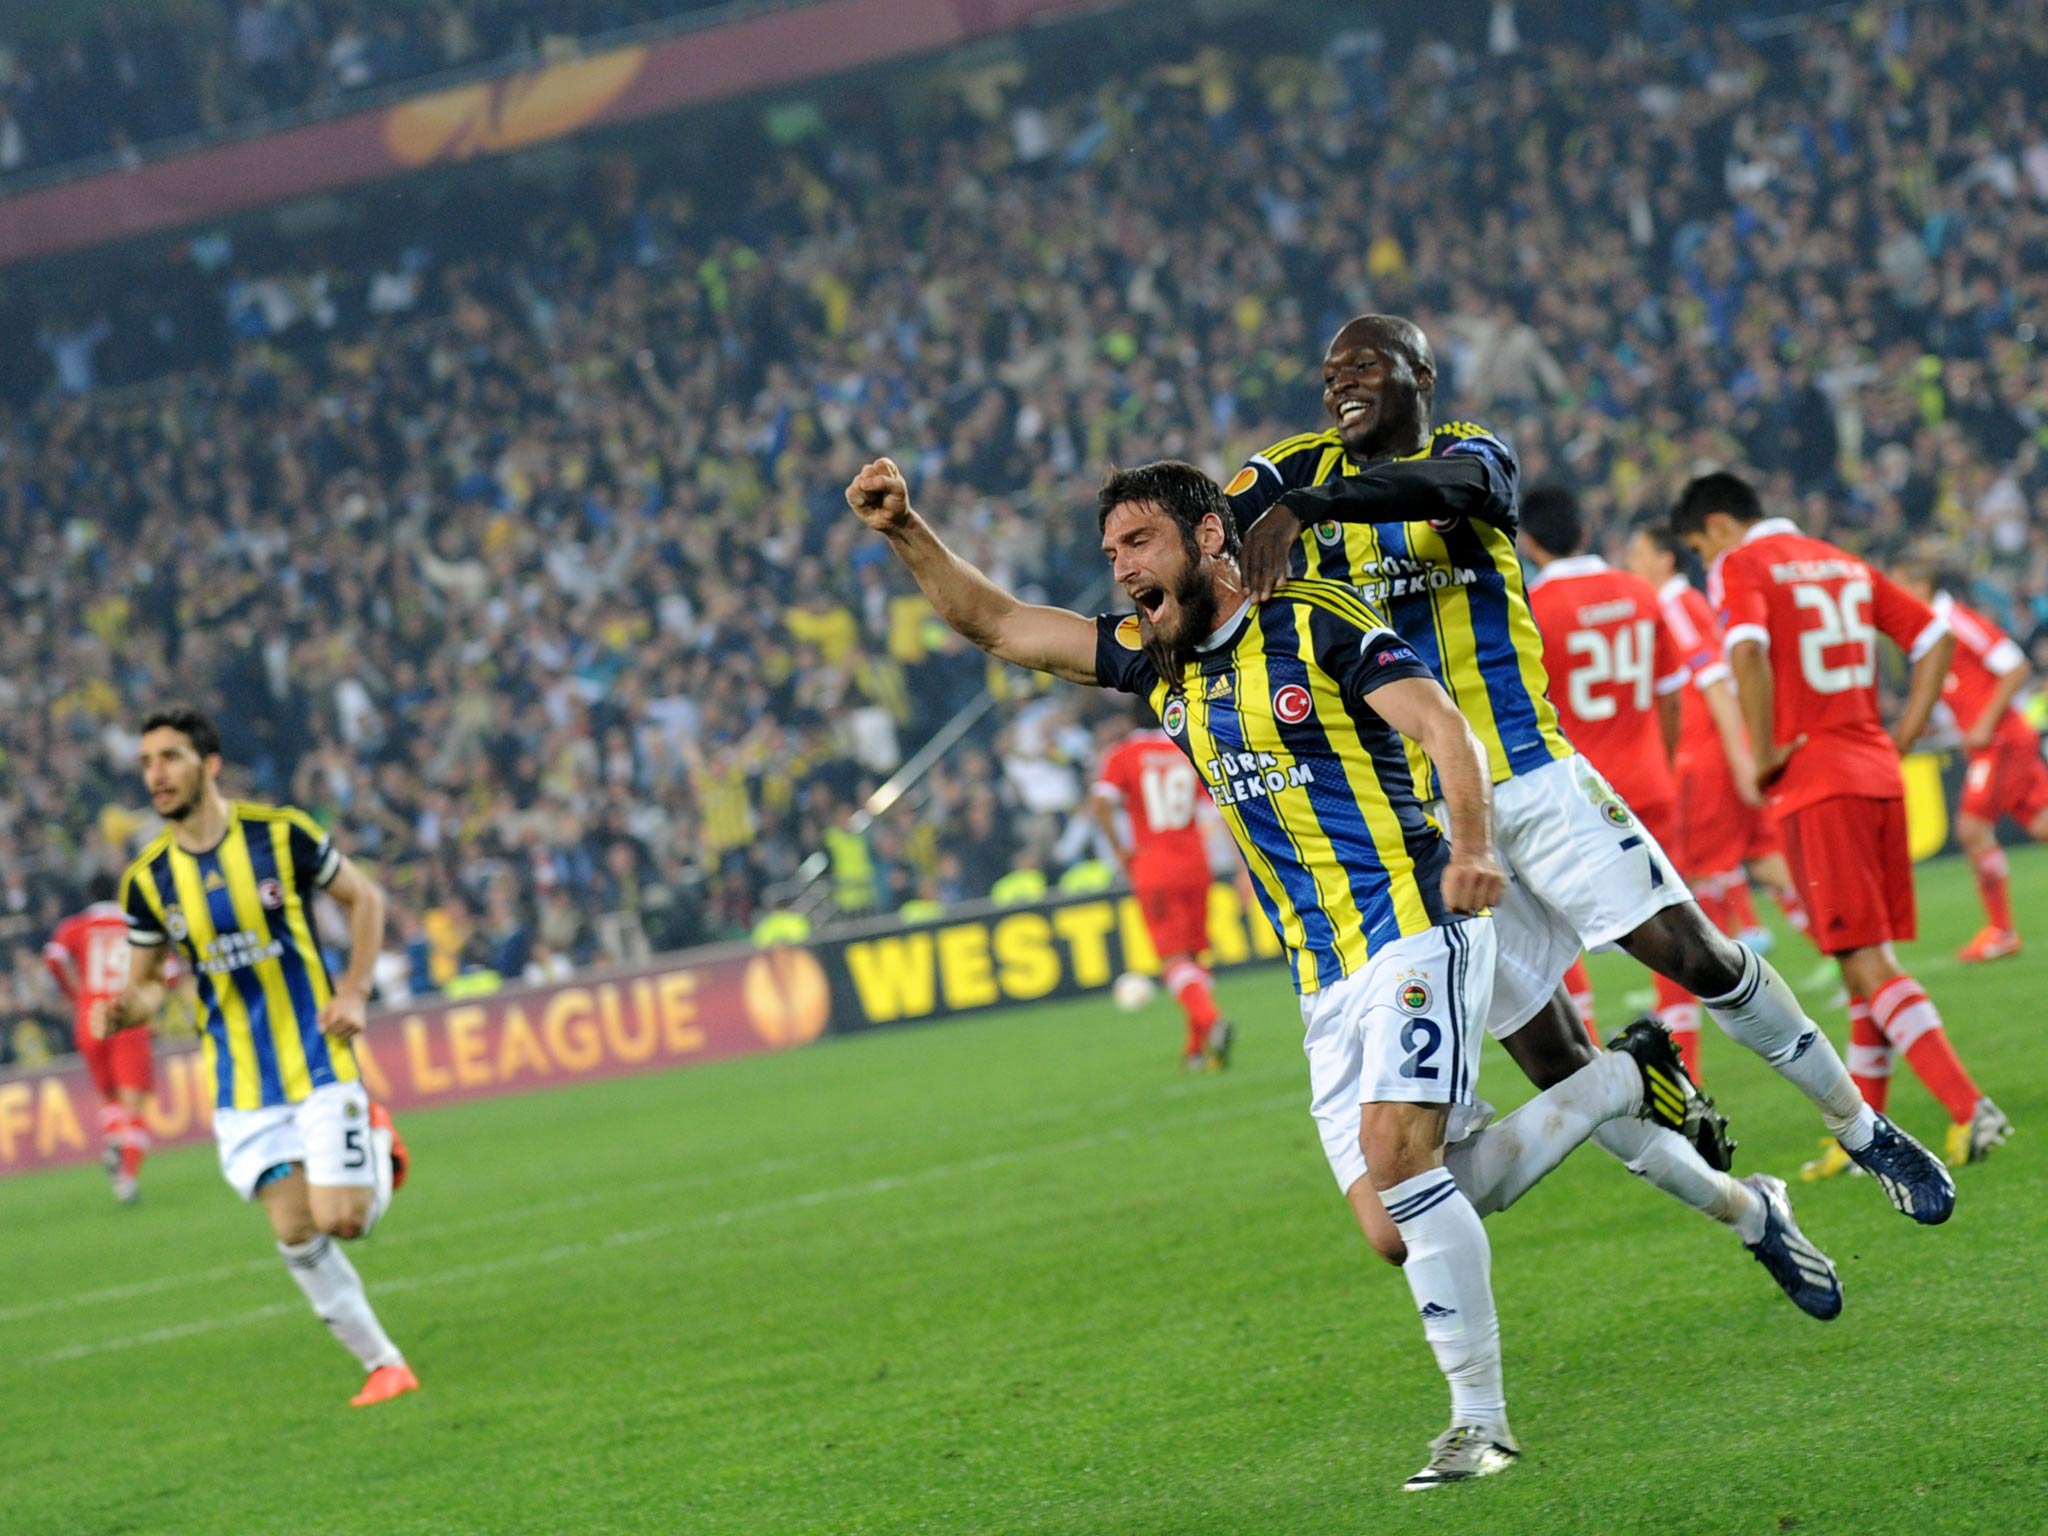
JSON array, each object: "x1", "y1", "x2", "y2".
[
  {"x1": 0, "y1": 1061, "x2": 1301, "y2": 1328},
  {"x1": 10, "y1": 1087, "x2": 1305, "y2": 1373}
]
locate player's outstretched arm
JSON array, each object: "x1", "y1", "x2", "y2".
[
  {"x1": 846, "y1": 458, "x2": 1099, "y2": 684},
  {"x1": 106, "y1": 943, "x2": 168, "y2": 1037},
  {"x1": 1244, "y1": 449, "x2": 1512, "y2": 601},
  {"x1": 318, "y1": 856, "x2": 386, "y2": 1043},
  {"x1": 1368, "y1": 676, "x2": 1506, "y2": 915}
]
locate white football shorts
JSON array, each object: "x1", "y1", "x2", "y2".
[
  {"x1": 213, "y1": 1079, "x2": 376, "y2": 1201},
  {"x1": 1430, "y1": 752, "x2": 1690, "y2": 1040},
  {"x1": 1303, "y1": 917, "x2": 1497, "y2": 1193}
]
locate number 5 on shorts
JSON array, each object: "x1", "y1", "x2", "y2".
[{"x1": 343, "y1": 1126, "x2": 368, "y2": 1171}]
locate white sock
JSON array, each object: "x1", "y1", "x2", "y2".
[
  {"x1": 1381, "y1": 1170, "x2": 1506, "y2": 1431},
  {"x1": 1701, "y1": 948, "x2": 1870, "y2": 1146},
  {"x1": 1591, "y1": 1119, "x2": 1765, "y2": 1242},
  {"x1": 362, "y1": 1123, "x2": 395, "y2": 1237},
  {"x1": 1445, "y1": 1050, "x2": 1640, "y2": 1217},
  {"x1": 279, "y1": 1235, "x2": 404, "y2": 1373}
]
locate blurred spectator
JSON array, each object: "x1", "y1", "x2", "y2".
[{"x1": 3, "y1": 0, "x2": 2047, "y2": 1057}]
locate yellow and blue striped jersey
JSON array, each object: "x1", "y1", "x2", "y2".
[
  {"x1": 1225, "y1": 421, "x2": 1573, "y2": 799},
  {"x1": 1093, "y1": 580, "x2": 1451, "y2": 995},
  {"x1": 120, "y1": 801, "x2": 356, "y2": 1111}
]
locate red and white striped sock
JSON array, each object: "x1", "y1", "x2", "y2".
[
  {"x1": 1563, "y1": 957, "x2": 1596, "y2": 1042},
  {"x1": 1653, "y1": 974, "x2": 1701, "y2": 1079},
  {"x1": 1870, "y1": 975, "x2": 1981, "y2": 1124},
  {"x1": 1163, "y1": 957, "x2": 1218, "y2": 1057},
  {"x1": 1845, "y1": 998, "x2": 1891, "y2": 1113},
  {"x1": 1972, "y1": 847, "x2": 2015, "y2": 934},
  {"x1": 119, "y1": 1111, "x2": 150, "y2": 1181}
]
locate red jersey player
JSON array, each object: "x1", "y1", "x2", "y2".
[
  {"x1": 1893, "y1": 562, "x2": 2046, "y2": 962},
  {"x1": 44, "y1": 874, "x2": 157, "y2": 1202},
  {"x1": 1624, "y1": 520, "x2": 1816, "y2": 963},
  {"x1": 1675, "y1": 471, "x2": 2008, "y2": 1177},
  {"x1": 1090, "y1": 707, "x2": 1235, "y2": 1069},
  {"x1": 1519, "y1": 487, "x2": 1697, "y2": 1063}
]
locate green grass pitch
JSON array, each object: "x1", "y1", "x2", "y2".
[{"x1": 2, "y1": 850, "x2": 2042, "y2": 1535}]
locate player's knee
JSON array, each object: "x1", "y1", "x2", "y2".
[
  {"x1": 1628, "y1": 906, "x2": 1742, "y2": 995},
  {"x1": 318, "y1": 1211, "x2": 366, "y2": 1240},
  {"x1": 274, "y1": 1218, "x2": 319, "y2": 1246},
  {"x1": 1367, "y1": 1228, "x2": 1408, "y2": 1267}
]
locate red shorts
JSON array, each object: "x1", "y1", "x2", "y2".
[
  {"x1": 1778, "y1": 795, "x2": 1916, "y2": 956},
  {"x1": 1676, "y1": 764, "x2": 1783, "y2": 879},
  {"x1": 75, "y1": 1026, "x2": 154, "y2": 1099},
  {"x1": 1959, "y1": 738, "x2": 2048, "y2": 828},
  {"x1": 1135, "y1": 878, "x2": 1211, "y2": 960}
]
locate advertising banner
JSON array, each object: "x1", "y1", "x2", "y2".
[
  {"x1": 0, "y1": 943, "x2": 830, "y2": 1179},
  {"x1": 0, "y1": 0, "x2": 1117, "y2": 268},
  {"x1": 0, "y1": 745, "x2": 1978, "y2": 1183},
  {"x1": 0, "y1": 882, "x2": 1282, "y2": 1180}
]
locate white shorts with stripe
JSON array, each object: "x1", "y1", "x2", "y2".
[
  {"x1": 1303, "y1": 917, "x2": 1497, "y2": 1193},
  {"x1": 1430, "y1": 753, "x2": 1691, "y2": 1040},
  {"x1": 213, "y1": 1080, "x2": 376, "y2": 1201}
]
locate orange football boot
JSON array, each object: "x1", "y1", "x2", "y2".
[
  {"x1": 369, "y1": 1102, "x2": 410, "y2": 1191},
  {"x1": 1957, "y1": 927, "x2": 2021, "y2": 964},
  {"x1": 350, "y1": 1363, "x2": 420, "y2": 1407}
]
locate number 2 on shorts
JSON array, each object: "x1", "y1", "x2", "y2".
[{"x1": 1399, "y1": 1018, "x2": 1442, "y2": 1080}]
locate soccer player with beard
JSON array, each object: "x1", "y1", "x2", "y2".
[
  {"x1": 1231, "y1": 314, "x2": 1955, "y2": 1228},
  {"x1": 107, "y1": 707, "x2": 421, "y2": 1406},
  {"x1": 848, "y1": 451, "x2": 1758, "y2": 1489}
]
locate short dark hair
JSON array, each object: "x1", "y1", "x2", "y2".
[
  {"x1": 1097, "y1": 460, "x2": 1241, "y2": 560},
  {"x1": 1519, "y1": 484, "x2": 1584, "y2": 559},
  {"x1": 87, "y1": 872, "x2": 118, "y2": 904},
  {"x1": 1671, "y1": 471, "x2": 1766, "y2": 537},
  {"x1": 140, "y1": 706, "x2": 222, "y2": 760},
  {"x1": 1628, "y1": 511, "x2": 1703, "y2": 586}
]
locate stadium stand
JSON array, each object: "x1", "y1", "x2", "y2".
[
  {"x1": 0, "y1": 0, "x2": 740, "y2": 180},
  {"x1": 2, "y1": 0, "x2": 2045, "y2": 1061}
]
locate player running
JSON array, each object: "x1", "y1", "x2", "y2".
[
  {"x1": 1518, "y1": 486, "x2": 1706, "y2": 1073},
  {"x1": 1673, "y1": 473, "x2": 2011, "y2": 1175},
  {"x1": 1622, "y1": 519, "x2": 1816, "y2": 963},
  {"x1": 105, "y1": 707, "x2": 420, "y2": 1407},
  {"x1": 1892, "y1": 561, "x2": 2046, "y2": 963},
  {"x1": 851, "y1": 451, "x2": 1762, "y2": 1490},
  {"x1": 45, "y1": 875, "x2": 168, "y2": 1202},
  {"x1": 1232, "y1": 313, "x2": 1953, "y2": 1226},
  {"x1": 1091, "y1": 707, "x2": 1236, "y2": 1070}
]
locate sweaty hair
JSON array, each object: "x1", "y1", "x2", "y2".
[
  {"x1": 1096, "y1": 460, "x2": 1242, "y2": 560},
  {"x1": 140, "y1": 706, "x2": 223, "y2": 760},
  {"x1": 1519, "y1": 483, "x2": 1584, "y2": 559},
  {"x1": 1670, "y1": 471, "x2": 1766, "y2": 536}
]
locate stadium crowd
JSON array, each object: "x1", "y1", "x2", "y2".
[
  {"x1": 4, "y1": 0, "x2": 2048, "y2": 1061},
  {"x1": 0, "y1": 0, "x2": 733, "y2": 179}
]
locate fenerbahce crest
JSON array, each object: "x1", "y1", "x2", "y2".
[
  {"x1": 1163, "y1": 698, "x2": 1188, "y2": 735},
  {"x1": 1397, "y1": 973, "x2": 1432, "y2": 1014}
]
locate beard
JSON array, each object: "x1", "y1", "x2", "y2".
[
  {"x1": 161, "y1": 785, "x2": 200, "y2": 821},
  {"x1": 1137, "y1": 561, "x2": 1221, "y2": 682}
]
